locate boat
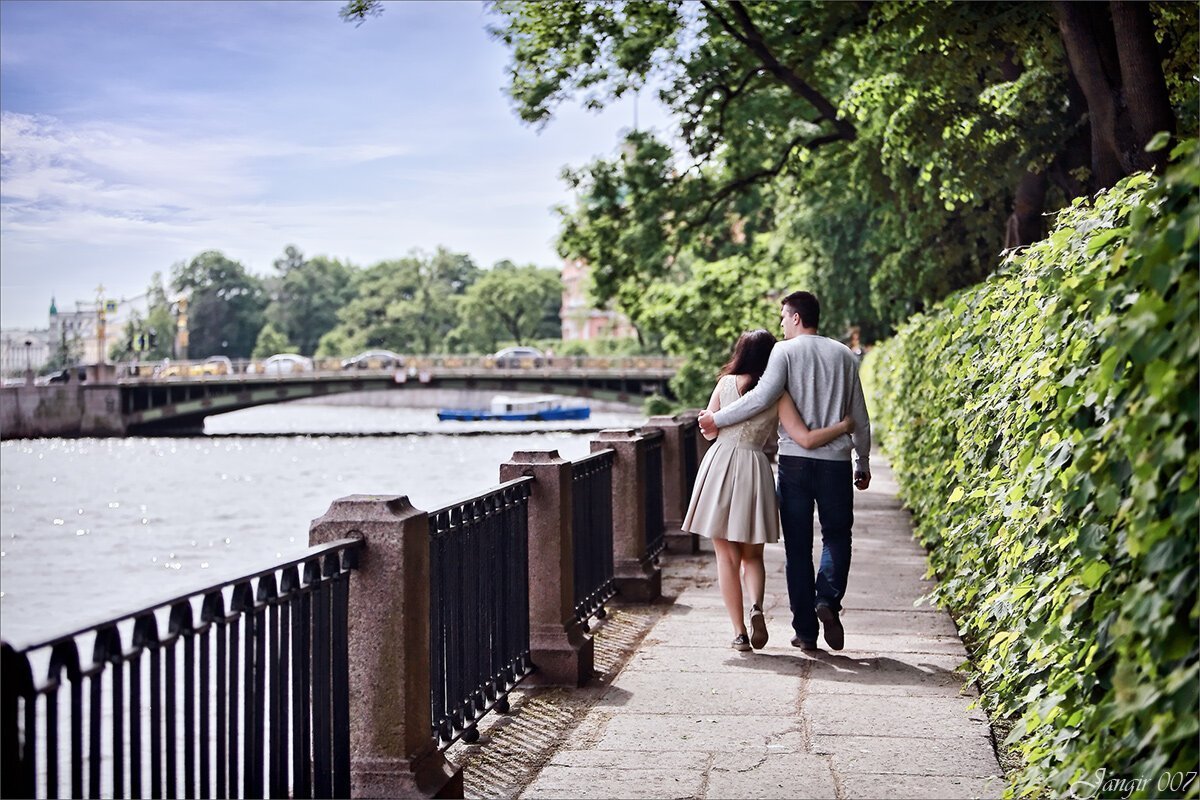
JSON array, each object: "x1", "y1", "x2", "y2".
[{"x1": 437, "y1": 394, "x2": 591, "y2": 422}]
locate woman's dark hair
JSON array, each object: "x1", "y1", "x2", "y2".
[{"x1": 718, "y1": 329, "x2": 777, "y2": 391}]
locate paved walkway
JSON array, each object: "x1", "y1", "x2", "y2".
[{"x1": 451, "y1": 459, "x2": 1006, "y2": 799}]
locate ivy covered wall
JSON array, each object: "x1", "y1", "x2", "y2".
[{"x1": 863, "y1": 141, "x2": 1198, "y2": 798}]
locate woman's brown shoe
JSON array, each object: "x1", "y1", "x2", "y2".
[{"x1": 749, "y1": 606, "x2": 769, "y2": 650}]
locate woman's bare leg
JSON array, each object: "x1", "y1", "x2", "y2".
[
  {"x1": 713, "y1": 538, "x2": 746, "y2": 635},
  {"x1": 740, "y1": 543, "x2": 766, "y2": 609},
  {"x1": 741, "y1": 542, "x2": 768, "y2": 648}
]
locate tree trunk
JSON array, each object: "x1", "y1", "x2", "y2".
[
  {"x1": 999, "y1": 49, "x2": 1049, "y2": 249},
  {"x1": 1047, "y1": 70, "x2": 1093, "y2": 199},
  {"x1": 1053, "y1": 1, "x2": 1127, "y2": 187},
  {"x1": 1004, "y1": 170, "x2": 1049, "y2": 249},
  {"x1": 1054, "y1": 1, "x2": 1176, "y2": 186},
  {"x1": 1110, "y1": 1, "x2": 1175, "y2": 172}
]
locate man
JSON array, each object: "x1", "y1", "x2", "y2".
[{"x1": 698, "y1": 291, "x2": 871, "y2": 651}]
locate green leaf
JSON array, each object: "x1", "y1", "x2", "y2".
[{"x1": 1146, "y1": 131, "x2": 1172, "y2": 152}]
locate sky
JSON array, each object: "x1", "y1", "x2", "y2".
[{"x1": 0, "y1": 0, "x2": 670, "y2": 330}]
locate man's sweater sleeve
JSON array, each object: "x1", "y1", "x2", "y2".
[
  {"x1": 849, "y1": 370, "x2": 871, "y2": 473},
  {"x1": 711, "y1": 347, "x2": 788, "y2": 428}
]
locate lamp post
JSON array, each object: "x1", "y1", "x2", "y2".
[{"x1": 24, "y1": 339, "x2": 33, "y2": 383}]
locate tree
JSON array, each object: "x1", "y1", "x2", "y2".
[
  {"x1": 108, "y1": 273, "x2": 178, "y2": 361},
  {"x1": 142, "y1": 272, "x2": 178, "y2": 360},
  {"x1": 263, "y1": 245, "x2": 356, "y2": 356},
  {"x1": 171, "y1": 251, "x2": 267, "y2": 359},
  {"x1": 475, "y1": 1, "x2": 1197, "y2": 335},
  {"x1": 252, "y1": 322, "x2": 295, "y2": 359},
  {"x1": 319, "y1": 247, "x2": 481, "y2": 355},
  {"x1": 450, "y1": 261, "x2": 563, "y2": 352}
]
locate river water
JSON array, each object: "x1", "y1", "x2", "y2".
[{"x1": 0, "y1": 402, "x2": 645, "y2": 646}]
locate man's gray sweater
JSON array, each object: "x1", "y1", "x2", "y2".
[{"x1": 712, "y1": 334, "x2": 871, "y2": 472}]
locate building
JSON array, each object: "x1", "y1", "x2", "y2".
[
  {"x1": 559, "y1": 259, "x2": 637, "y2": 342},
  {"x1": 0, "y1": 329, "x2": 51, "y2": 375},
  {"x1": 1, "y1": 294, "x2": 154, "y2": 375}
]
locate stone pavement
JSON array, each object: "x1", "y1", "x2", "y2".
[{"x1": 450, "y1": 459, "x2": 1006, "y2": 799}]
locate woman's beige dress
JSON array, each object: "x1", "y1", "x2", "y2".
[{"x1": 682, "y1": 375, "x2": 780, "y2": 544}]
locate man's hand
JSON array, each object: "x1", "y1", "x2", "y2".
[
  {"x1": 697, "y1": 410, "x2": 718, "y2": 440},
  {"x1": 853, "y1": 471, "x2": 871, "y2": 491}
]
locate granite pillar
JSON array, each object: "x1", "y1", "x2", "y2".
[
  {"x1": 309, "y1": 495, "x2": 462, "y2": 799},
  {"x1": 500, "y1": 451, "x2": 594, "y2": 687},
  {"x1": 642, "y1": 414, "x2": 699, "y2": 555},
  {"x1": 591, "y1": 429, "x2": 662, "y2": 602}
]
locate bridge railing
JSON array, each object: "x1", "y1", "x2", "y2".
[
  {"x1": 115, "y1": 354, "x2": 684, "y2": 381},
  {"x1": 0, "y1": 538, "x2": 362, "y2": 800}
]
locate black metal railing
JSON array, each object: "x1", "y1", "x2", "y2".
[
  {"x1": 682, "y1": 419, "x2": 700, "y2": 499},
  {"x1": 570, "y1": 449, "x2": 616, "y2": 628},
  {"x1": 429, "y1": 477, "x2": 535, "y2": 749},
  {"x1": 641, "y1": 430, "x2": 666, "y2": 560},
  {"x1": 0, "y1": 538, "x2": 362, "y2": 800}
]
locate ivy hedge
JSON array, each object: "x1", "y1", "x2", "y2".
[{"x1": 862, "y1": 140, "x2": 1198, "y2": 798}]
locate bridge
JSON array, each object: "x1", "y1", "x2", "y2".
[{"x1": 0, "y1": 355, "x2": 684, "y2": 438}]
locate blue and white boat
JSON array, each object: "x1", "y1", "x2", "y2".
[{"x1": 437, "y1": 394, "x2": 591, "y2": 422}]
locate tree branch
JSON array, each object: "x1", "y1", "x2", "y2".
[
  {"x1": 713, "y1": 0, "x2": 856, "y2": 142},
  {"x1": 693, "y1": 131, "x2": 840, "y2": 228},
  {"x1": 684, "y1": 67, "x2": 766, "y2": 165}
]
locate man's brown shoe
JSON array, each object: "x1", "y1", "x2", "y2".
[
  {"x1": 816, "y1": 604, "x2": 844, "y2": 651},
  {"x1": 790, "y1": 636, "x2": 818, "y2": 651}
]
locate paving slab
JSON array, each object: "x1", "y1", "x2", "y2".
[
  {"x1": 523, "y1": 765, "x2": 706, "y2": 799},
  {"x1": 805, "y1": 693, "x2": 991, "y2": 739},
  {"x1": 560, "y1": 712, "x2": 810, "y2": 753},
  {"x1": 811, "y1": 733, "x2": 1003, "y2": 778},
  {"x1": 841, "y1": 773, "x2": 1006, "y2": 799},
  {"x1": 706, "y1": 751, "x2": 838, "y2": 799}
]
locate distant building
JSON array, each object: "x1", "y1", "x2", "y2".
[
  {"x1": 0, "y1": 328, "x2": 50, "y2": 375},
  {"x1": 560, "y1": 259, "x2": 637, "y2": 341},
  {"x1": 2, "y1": 294, "x2": 153, "y2": 373}
]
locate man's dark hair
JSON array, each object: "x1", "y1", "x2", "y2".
[{"x1": 781, "y1": 290, "x2": 820, "y2": 330}]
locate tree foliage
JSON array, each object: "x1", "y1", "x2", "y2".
[
  {"x1": 108, "y1": 273, "x2": 177, "y2": 362},
  {"x1": 863, "y1": 142, "x2": 1199, "y2": 797},
  {"x1": 485, "y1": 0, "x2": 1197, "y2": 350},
  {"x1": 252, "y1": 322, "x2": 296, "y2": 359},
  {"x1": 264, "y1": 246, "x2": 355, "y2": 356},
  {"x1": 142, "y1": 273, "x2": 179, "y2": 361},
  {"x1": 318, "y1": 247, "x2": 481, "y2": 355},
  {"x1": 171, "y1": 251, "x2": 267, "y2": 359},
  {"x1": 450, "y1": 261, "x2": 563, "y2": 352}
]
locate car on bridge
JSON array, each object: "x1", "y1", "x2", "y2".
[
  {"x1": 157, "y1": 356, "x2": 233, "y2": 377},
  {"x1": 261, "y1": 353, "x2": 313, "y2": 374},
  {"x1": 341, "y1": 349, "x2": 405, "y2": 370},
  {"x1": 490, "y1": 346, "x2": 545, "y2": 368}
]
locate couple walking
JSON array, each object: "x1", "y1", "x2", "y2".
[{"x1": 684, "y1": 291, "x2": 872, "y2": 652}]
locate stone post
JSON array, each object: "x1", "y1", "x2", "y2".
[
  {"x1": 591, "y1": 429, "x2": 662, "y2": 601},
  {"x1": 679, "y1": 409, "x2": 714, "y2": 464},
  {"x1": 642, "y1": 415, "x2": 698, "y2": 555},
  {"x1": 309, "y1": 495, "x2": 462, "y2": 799},
  {"x1": 499, "y1": 451, "x2": 594, "y2": 687}
]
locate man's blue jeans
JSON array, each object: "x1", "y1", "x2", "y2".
[{"x1": 777, "y1": 455, "x2": 854, "y2": 643}]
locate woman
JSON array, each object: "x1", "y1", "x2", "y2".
[{"x1": 682, "y1": 329, "x2": 854, "y2": 652}]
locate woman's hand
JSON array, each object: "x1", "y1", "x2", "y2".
[{"x1": 838, "y1": 414, "x2": 855, "y2": 435}]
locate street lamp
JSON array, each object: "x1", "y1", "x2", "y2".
[{"x1": 24, "y1": 339, "x2": 32, "y2": 382}]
